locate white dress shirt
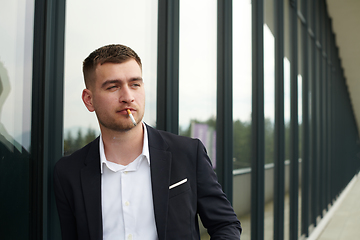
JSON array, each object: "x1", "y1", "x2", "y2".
[{"x1": 100, "y1": 124, "x2": 158, "y2": 240}]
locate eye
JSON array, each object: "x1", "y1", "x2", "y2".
[
  {"x1": 107, "y1": 85, "x2": 117, "y2": 90},
  {"x1": 131, "y1": 82, "x2": 141, "y2": 88}
]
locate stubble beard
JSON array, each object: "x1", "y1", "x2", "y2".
[{"x1": 97, "y1": 112, "x2": 143, "y2": 133}]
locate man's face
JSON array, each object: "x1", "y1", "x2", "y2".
[{"x1": 83, "y1": 59, "x2": 145, "y2": 132}]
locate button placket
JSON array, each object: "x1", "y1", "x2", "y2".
[{"x1": 122, "y1": 168, "x2": 135, "y2": 239}]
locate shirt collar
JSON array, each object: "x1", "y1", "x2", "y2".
[{"x1": 100, "y1": 122, "x2": 150, "y2": 174}]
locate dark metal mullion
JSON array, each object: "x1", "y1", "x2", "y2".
[
  {"x1": 289, "y1": 0, "x2": 299, "y2": 239},
  {"x1": 325, "y1": 15, "x2": 331, "y2": 209},
  {"x1": 332, "y1": 46, "x2": 339, "y2": 200},
  {"x1": 251, "y1": 0, "x2": 265, "y2": 239},
  {"x1": 345, "y1": 74, "x2": 356, "y2": 180},
  {"x1": 338, "y1": 68, "x2": 344, "y2": 195},
  {"x1": 328, "y1": 33, "x2": 335, "y2": 203},
  {"x1": 273, "y1": 0, "x2": 285, "y2": 239},
  {"x1": 322, "y1": 5, "x2": 328, "y2": 209},
  {"x1": 30, "y1": 0, "x2": 47, "y2": 238},
  {"x1": 324, "y1": 2, "x2": 331, "y2": 210},
  {"x1": 42, "y1": 0, "x2": 66, "y2": 239},
  {"x1": 216, "y1": 0, "x2": 233, "y2": 200},
  {"x1": 320, "y1": 0, "x2": 328, "y2": 214},
  {"x1": 322, "y1": 47, "x2": 328, "y2": 212},
  {"x1": 338, "y1": 72, "x2": 343, "y2": 190},
  {"x1": 315, "y1": 0, "x2": 323, "y2": 218},
  {"x1": 300, "y1": 0, "x2": 310, "y2": 237},
  {"x1": 336, "y1": 51, "x2": 343, "y2": 198},
  {"x1": 329, "y1": 42, "x2": 336, "y2": 203},
  {"x1": 156, "y1": 0, "x2": 180, "y2": 134},
  {"x1": 334, "y1": 50, "x2": 341, "y2": 197},
  {"x1": 341, "y1": 71, "x2": 349, "y2": 187},
  {"x1": 310, "y1": 0, "x2": 318, "y2": 227},
  {"x1": 318, "y1": 0, "x2": 324, "y2": 215},
  {"x1": 318, "y1": 0, "x2": 323, "y2": 214},
  {"x1": 31, "y1": 0, "x2": 66, "y2": 239}
]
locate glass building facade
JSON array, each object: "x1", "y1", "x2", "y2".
[{"x1": 1, "y1": 0, "x2": 359, "y2": 239}]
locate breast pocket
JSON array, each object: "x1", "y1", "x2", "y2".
[{"x1": 169, "y1": 178, "x2": 190, "y2": 198}]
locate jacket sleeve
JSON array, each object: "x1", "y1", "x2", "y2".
[
  {"x1": 195, "y1": 139, "x2": 242, "y2": 239},
  {"x1": 53, "y1": 164, "x2": 78, "y2": 240}
]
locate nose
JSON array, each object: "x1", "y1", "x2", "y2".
[{"x1": 119, "y1": 86, "x2": 134, "y2": 103}]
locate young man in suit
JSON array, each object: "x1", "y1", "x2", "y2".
[{"x1": 54, "y1": 44, "x2": 241, "y2": 240}]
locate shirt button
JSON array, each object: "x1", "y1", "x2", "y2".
[
  {"x1": 124, "y1": 171, "x2": 128, "y2": 174},
  {"x1": 127, "y1": 234, "x2": 133, "y2": 240},
  {"x1": 125, "y1": 201, "x2": 130, "y2": 206}
]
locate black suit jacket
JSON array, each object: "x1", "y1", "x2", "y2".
[{"x1": 54, "y1": 125, "x2": 241, "y2": 240}]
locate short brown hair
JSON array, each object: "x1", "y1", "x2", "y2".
[{"x1": 82, "y1": 44, "x2": 142, "y2": 88}]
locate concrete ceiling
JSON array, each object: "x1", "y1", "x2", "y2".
[{"x1": 326, "y1": 0, "x2": 360, "y2": 133}]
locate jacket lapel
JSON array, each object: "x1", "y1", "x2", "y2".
[
  {"x1": 80, "y1": 137, "x2": 103, "y2": 240},
  {"x1": 147, "y1": 126, "x2": 172, "y2": 240}
]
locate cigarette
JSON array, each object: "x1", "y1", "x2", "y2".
[{"x1": 126, "y1": 109, "x2": 137, "y2": 126}]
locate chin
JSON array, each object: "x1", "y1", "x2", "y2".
[{"x1": 99, "y1": 121, "x2": 136, "y2": 133}]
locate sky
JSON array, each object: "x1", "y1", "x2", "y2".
[
  {"x1": 63, "y1": 0, "x2": 158, "y2": 134},
  {"x1": 0, "y1": 0, "x2": 302, "y2": 150},
  {"x1": 63, "y1": 0, "x2": 256, "y2": 133},
  {"x1": 0, "y1": 0, "x2": 34, "y2": 151}
]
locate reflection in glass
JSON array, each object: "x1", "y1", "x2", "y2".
[
  {"x1": 63, "y1": 0, "x2": 158, "y2": 155},
  {"x1": 297, "y1": 18, "x2": 303, "y2": 237},
  {"x1": 233, "y1": 0, "x2": 252, "y2": 170},
  {"x1": 284, "y1": 57, "x2": 291, "y2": 240},
  {"x1": 178, "y1": 0, "x2": 217, "y2": 168},
  {"x1": 297, "y1": 74, "x2": 303, "y2": 239},
  {"x1": 264, "y1": 23, "x2": 275, "y2": 240},
  {"x1": 284, "y1": 58, "x2": 291, "y2": 161},
  {"x1": 232, "y1": 0, "x2": 252, "y2": 239},
  {"x1": 0, "y1": 0, "x2": 34, "y2": 238},
  {"x1": 264, "y1": 24, "x2": 275, "y2": 165}
]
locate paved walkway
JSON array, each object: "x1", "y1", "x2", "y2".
[
  {"x1": 315, "y1": 174, "x2": 360, "y2": 240},
  {"x1": 201, "y1": 174, "x2": 360, "y2": 240}
]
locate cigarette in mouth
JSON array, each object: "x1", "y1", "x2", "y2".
[{"x1": 126, "y1": 109, "x2": 137, "y2": 126}]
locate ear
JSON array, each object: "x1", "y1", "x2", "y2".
[{"x1": 82, "y1": 89, "x2": 95, "y2": 112}]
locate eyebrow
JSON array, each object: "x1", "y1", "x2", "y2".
[{"x1": 101, "y1": 77, "x2": 143, "y2": 88}]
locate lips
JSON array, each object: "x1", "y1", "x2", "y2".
[{"x1": 117, "y1": 108, "x2": 135, "y2": 114}]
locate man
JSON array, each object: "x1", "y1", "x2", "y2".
[{"x1": 54, "y1": 44, "x2": 241, "y2": 240}]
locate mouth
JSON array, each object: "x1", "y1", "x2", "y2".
[
  {"x1": 117, "y1": 108, "x2": 135, "y2": 114},
  {"x1": 126, "y1": 109, "x2": 137, "y2": 126}
]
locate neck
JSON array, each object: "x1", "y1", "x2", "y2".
[{"x1": 100, "y1": 123, "x2": 144, "y2": 166}]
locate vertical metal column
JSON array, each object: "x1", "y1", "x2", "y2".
[
  {"x1": 323, "y1": 1, "x2": 330, "y2": 209},
  {"x1": 310, "y1": 0, "x2": 318, "y2": 226},
  {"x1": 31, "y1": 0, "x2": 66, "y2": 239},
  {"x1": 333, "y1": 46, "x2": 341, "y2": 200},
  {"x1": 31, "y1": 1, "x2": 47, "y2": 237},
  {"x1": 329, "y1": 41, "x2": 336, "y2": 202},
  {"x1": 156, "y1": 0, "x2": 180, "y2": 134},
  {"x1": 315, "y1": 0, "x2": 323, "y2": 218},
  {"x1": 289, "y1": 0, "x2": 299, "y2": 239},
  {"x1": 273, "y1": 0, "x2": 285, "y2": 239},
  {"x1": 328, "y1": 31, "x2": 335, "y2": 203},
  {"x1": 216, "y1": 0, "x2": 233, "y2": 200},
  {"x1": 317, "y1": 0, "x2": 324, "y2": 215},
  {"x1": 300, "y1": 0, "x2": 310, "y2": 237},
  {"x1": 251, "y1": 0, "x2": 265, "y2": 239},
  {"x1": 318, "y1": 0, "x2": 327, "y2": 215},
  {"x1": 42, "y1": 0, "x2": 66, "y2": 239}
]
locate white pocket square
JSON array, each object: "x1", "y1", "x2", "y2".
[{"x1": 169, "y1": 178, "x2": 188, "y2": 189}]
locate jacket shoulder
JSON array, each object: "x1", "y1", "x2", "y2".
[
  {"x1": 55, "y1": 137, "x2": 100, "y2": 171},
  {"x1": 147, "y1": 125, "x2": 200, "y2": 149}
]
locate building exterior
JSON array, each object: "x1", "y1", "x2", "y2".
[{"x1": 0, "y1": 0, "x2": 359, "y2": 239}]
